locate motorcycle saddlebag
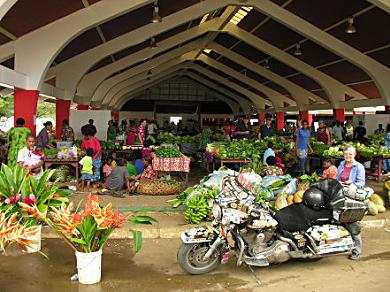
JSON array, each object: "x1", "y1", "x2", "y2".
[
  {"x1": 333, "y1": 198, "x2": 366, "y2": 223},
  {"x1": 274, "y1": 204, "x2": 332, "y2": 232}
]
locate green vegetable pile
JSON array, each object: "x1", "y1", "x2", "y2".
[
  {"x1": 184, "y1": 195, "x2": 211, "y2": 224},
  {"x1": 157, "y1": 133, "x2": 227, "y2": 145},
  {"x1": 311, "y1": 141, "x2": 330, "y2": 156},
  {"x1": 155, "y1": 147, "x2": 182, "y2": 158},
  {"x1": 168, "y1": 184, "x2": 219, "y2": 224},
  {"x1": 101, "y1": 141, "x2": 121, "y2": 150},
  {"x1": 215, "y1": 139, "x2": 262, "y2": 160},
  {"x1": 322, "y1": 146, "x2": 343, "y2": 157},
  {"x1": 214, "y1": 137, "x2": 284, "y2": 160},
  {"x1": 157, "y1": 133, "x2": 201, "y2": 145},
  {"x1": 300, "y1": 173, "x2": 320, "y2": 184},
  {"x1": 44, "y1": 148, "x2": 58, "y2": 157}
]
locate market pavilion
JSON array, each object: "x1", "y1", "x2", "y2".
[{"x1": 0, "y1": 0, "x2": 389, "y2": 135}]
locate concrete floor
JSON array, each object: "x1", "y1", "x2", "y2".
[{"x1": 1, "y1": 225, "x2": 390, "y2": 292}]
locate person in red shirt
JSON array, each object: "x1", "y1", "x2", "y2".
[{"x1": 316, "y1": 120, "x2": 331, "y2": 145}]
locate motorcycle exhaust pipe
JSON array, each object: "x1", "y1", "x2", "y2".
[
  {"x1": 277, "y1": 235, "x2": 299, "y2": 252},
  {"x1": 203, "y1": 236, "x2": 222, "y2": 260}
]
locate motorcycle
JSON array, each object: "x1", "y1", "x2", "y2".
[{"x1": 177, "y1": 177, "x2": 366, "y2": 275}]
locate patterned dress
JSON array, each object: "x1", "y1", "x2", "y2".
[
  {"x1": 7, "y1": 126, "x2": 31, "y2": 167},
  {"x1": 262, "y1": 165, "x2": 284, "y2": 177},
  {"x1": 129, "y1": 165, "x2": 156, "y2": 192}
]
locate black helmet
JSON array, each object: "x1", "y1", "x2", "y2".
[{"x1": 303, "y1": 187, "x2": 325, "y2": 210}]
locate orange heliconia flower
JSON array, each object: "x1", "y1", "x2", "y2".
[{"x1": 50, "y1": 203, "x2": 82, "y2": 235}]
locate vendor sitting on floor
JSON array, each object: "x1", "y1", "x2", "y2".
[
  {"x1": 133, "y1": 149, "x2": 144, "y2": 174},
  {"x1": 129, "y1": 155, "x2": 157, "y2": 193},
  {"x1": 126, "y1": 152, "x2": 138, "y2": 177},
  {"x1": 104, "y1": 158, "x2": 131, "y2": 196},
  {"x1": 262, "y1": 156, "x2": 284, "y2": 177},
  {"x1": 321, "y1": 158, "x2": 338, "y2": 179}
]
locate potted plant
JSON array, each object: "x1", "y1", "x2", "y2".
[
  {"x1": 0, "y1": 164, "x2": 70, "y2": 252},
  {"x1": 46, "y1": 194, "x2": 156, "y2": 284}
]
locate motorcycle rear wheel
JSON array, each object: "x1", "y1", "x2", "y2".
[{"x1": 177, "y1": 243, "x2": 221, "y2": 275}]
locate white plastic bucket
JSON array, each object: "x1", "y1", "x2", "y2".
[
  {"x1": 75, "y1": 249, "x2": 102, "y2": 284},
  {"x1": 25, "y1": 225, "x2": 41, "y2": 253}
]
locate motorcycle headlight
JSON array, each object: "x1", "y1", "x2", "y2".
[{"x1": 212, "y1": 203, "x2": 222, "y2": 221}]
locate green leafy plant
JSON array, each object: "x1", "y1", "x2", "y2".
[
  {"x1": 0, "y1": 164, "x2": 70, "y2": 226},
  {"x1": 127, "y1": 209, "x2": 158, "y2": 253}
]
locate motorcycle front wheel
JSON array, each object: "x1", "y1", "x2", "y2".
[{"x1": 177, "y1": 242, "x2": 221, "y2": 275}]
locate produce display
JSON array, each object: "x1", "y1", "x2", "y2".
[
  {"x1": 311, "y1": 138, "x2": 390, "y2": 159},
  {"x1": 156, "y1": 132, "x2": 226, "y2": 145},
  {"x1": 101, "y1": 141, "x2": 122, "y2": 151},
  {"x1": 52, "y1": 165, "x2": 71, "y2": 182},
  {"x1": 209, "y1": 137, "x2": 286, "y2": 161},
  {"x1": 169, "y1": 166, "x2": 323, "y2": 224},
  {"x1": 168, "y1": 184, "x2": 219, "y2": 223},
  {"x1": 385, "y1": 178, "x2": 390, "y2": 202},
  {"x1": 157, "y1": 133, "x2": 201, "y2": 145},
  {"x1": 155, "y1": 147, "x2": 182, "y2": 158},
  {"x1": 367, "y1": 193, "x2": 386, "y2": 215}
]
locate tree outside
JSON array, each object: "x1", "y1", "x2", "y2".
[{"x1": 0, "y1": 95, "x2": 55, "y2": 119}]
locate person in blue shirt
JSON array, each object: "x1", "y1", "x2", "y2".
[
  {"x1": 263, "y1": 142, "x2": 275, "y2": 166},
  {"x1": 336, "y1": 145, "x2": 365, "y2": 188},
  {"x1": 384, "y1": 124, "x2": 390, "y2": 174},
  {"x1": 132, "y1": 150, "x2": 144, "y2": 174},
  {"x1": 336, "y1": 144, "x2": 365, "y2": 260},
  {"x1": 295, "y1": 120, "x2": 312, "y2": 175}
]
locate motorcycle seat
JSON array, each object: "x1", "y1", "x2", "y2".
[{"x1": 274, "y1": 204, "x2": 333, "y2": 232}]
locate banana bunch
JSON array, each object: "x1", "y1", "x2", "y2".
[{"x1": 184, "y1": 195, "x2": 211, "y2": 224}]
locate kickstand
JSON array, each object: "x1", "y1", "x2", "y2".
[{"x1": 247, "y1": 264, "x2": 261, "y2": 286}]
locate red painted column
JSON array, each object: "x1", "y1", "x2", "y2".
[
  {"x1": 55, "y1": 100, "x2": 71, "y2": 139},
  {"x1": 333, "y1": 108, "x2": 345, "y2": 123},
  {"x1": 385, "y1": 105, "x2": 390, "y2": 114},
  {"x1": 14, "y1": 89, "x2": 39, "y2": 135},
  {"x1": 276, "y1": 112, "x2": 284, "y2": 130},
  {"x1": 299, "y1": 110, "x2": 313, "y2": 126},
  {"x1": 111, "y1": 111, "x2": 119, "y2": 122},
  {"x1": 258, "y1": 113, "x2": 265, "y2": 125},
  {"x1": 77, "y1": 104, "x2": 89, "y2": 110}
]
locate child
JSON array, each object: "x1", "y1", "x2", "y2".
[
  {"x1": 104, "y1": 158, "x2": 130, "y2": 197},
  {"x1": 102, "y1": 156, "x2": 113, "y2": 178},
  {"x1": 321, "y1": 159, "x2": 338, "y2": 179},
  {"x1": 129, "y1": 155, "x2": 157, "y2": 193},
  {"x1": 110, "y1": 151, "x2": 118, "y2": 168},
  {"x1": 133, "y1": 150, "x2": 144, "y2": 174},
  {"x1": 262, "y1": 156, "x2": 284, "y2": 177},
  {"x1": 79, "y1": 148, "x2": 94, "y2": 192}
]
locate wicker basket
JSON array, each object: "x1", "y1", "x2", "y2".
[{"x1": 137, "y1": 180, "x2": 183, "y2": 195}]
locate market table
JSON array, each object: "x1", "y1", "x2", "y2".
[
  {"x1": 365, "y1": 154, "x2": 390, "y2": 182},
  {"x1": 308, "y1": 154, "x2": 344, "y2": 173},
  {"x1": 44, "y1": 158, "x2": 79, "y2": 186},
  {"x1": 151, "y1": 154, "x2": 190, "y2": 183}
]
